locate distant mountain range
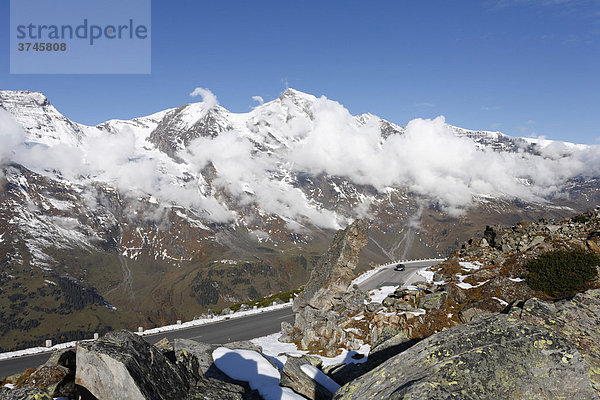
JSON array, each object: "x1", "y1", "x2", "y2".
[{"x1": 0, "y1": 88, "x2": 598, "y2": 351}]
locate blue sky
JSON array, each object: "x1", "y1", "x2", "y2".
[{"x1": 1, "y1": 0, "x2": 599, "y2": 143}]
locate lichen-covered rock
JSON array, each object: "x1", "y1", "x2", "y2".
[
  {"x1": 154, "y1": 337, "x2": 173, "y2": 353},
  {"x1": 174, "y1": 338, "x2": 216, "y2": 383},
  {"x1": 417, "y1": 291, "x2": 447, "y2": 309},
  {"x1": 34, "y1": 348, "x2": 77, "y2": 398},
  {"x1": 280, "y1": 355, "x2": 332, "y2": 400},
  {"x1": 23, "y1": 365, "x2": 70, "y2": 398},
  {"x1": 186, "y1": 376, "x2": 246, "y2": 400},
  {"x1": 369, "y1": 331, "x2": 411, "y2": 355},
  {"x1": 334, "y1": 314, "x2": 598, "y2": 400},
  {"x1": 223, "y1": 340, "x2": 263, "y2": 353},
  {"x1": 76, "y1": 330, "x2": 190, "y2": 400},
  {"x1": 172, "y1": 338, "x2": 256, "y2": 399},
  {"x1": 44, "y1": 348, "x2": 76, "y2": 370},
  {"x1": 511, "y1": 289, "x2": 600, "y2": 392},
  {"x1": 458, "y1": 305, "x2": 494, "y2": 323},
  {"x1": 0, "y1": 385, "x2": 53, "y2": 399}
]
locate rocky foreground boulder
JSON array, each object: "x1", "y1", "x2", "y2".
[
  {"x1": 332, "y1": 287, "x2": 600, "y2": 400},
  {"x1": 76, "y1": 330, "x2": 249, "y2": 400},
  {"x1": 334, "y1": 311, "x2": 598, "y2": 400},
  {"x1": 280, "y1": 355, "x2": 333, "y2": 400},
  {"x1": 512, "y1": 289, "x2": 600, "y2": 392},
  {"x1": 76, "y1": 330, "x2": 191, "y2": 399}
]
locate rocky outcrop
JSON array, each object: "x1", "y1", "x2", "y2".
[
  {"x1": 334, "y1": 313, "x2": 598, "y2": 400},
  {"x1": 174, "y1": 338, "x2": 216, "y2": 380},
  {"x1": 76, "y1": 330, "x2": 191, "y2": 400},
  {"x1": 283, "y1": 220, "x2": 369, "y2": 355},
  {"x1": 293, "y1": 219, "x2": 368, "y2": 313},
  {"x1": 172, "y1": 337, "x2": 255, "y2": 398}
]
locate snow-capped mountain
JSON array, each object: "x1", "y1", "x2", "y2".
[{"x1": 0, "y1": 88, "x2": 597, "y2": 351}]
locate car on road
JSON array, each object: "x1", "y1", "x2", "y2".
[{"x1": 394, "y1": 263, "x2": 406, "y2": 271}]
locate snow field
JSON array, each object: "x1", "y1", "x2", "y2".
[{"x1": 212, "y1": 347, "x2": 305, "y2": 400}]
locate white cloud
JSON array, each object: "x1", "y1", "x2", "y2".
[
  {"x1": 180, "y1": 130, "x2": 341, "y2": 230},
  {"x1": 189, "y1": 87, "x2": 218, "y2": 110},
  {"x1": 0, "y1": 108, "x2": 26, "y2": 165},
  {"x1": 281, "y1": 96, "x2": 600, "y2": 216},
  {"x1": 3, "y1": 90, "x2": 600, "y2": 229},
  {"x1": 0, "y1": 108, "x2": 234, "y2": 224},
  {"x1": 252, "y1": 95, "x2": 264, "y2": 105}
]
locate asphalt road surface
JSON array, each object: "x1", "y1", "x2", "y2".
[
  {"x1": 0, "y1": 259, "x2": 442, "y2": 377},
  {"x1": 357, "y1": 259, "x2": 444, "y2": 291}
]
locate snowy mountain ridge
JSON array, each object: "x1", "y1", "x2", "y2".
[{"x1": 1, "y1": 87, "x2": 598, "y2": 259}]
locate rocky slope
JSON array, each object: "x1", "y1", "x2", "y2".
[
  {"x1": 330, "y1": 209, "x2": 600, "y2": 398},
  {"x1": 1, "y1": 88, "x2": 599, "y2": 351},
  {"x1": 3, "y1": 210, "x2": 600, "y2": 399}
]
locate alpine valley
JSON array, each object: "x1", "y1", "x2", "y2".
[{"x1": 0, "y1": 88, "x2": 598, "y2": 351}]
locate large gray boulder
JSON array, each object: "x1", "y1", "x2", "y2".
[
  {"x1": 293, "y1": 219, "x2": 368, "y2": 313},
  {"x1": 334, "y1": 314, "x2": 598, "y2": 400},
  {"x1": 76, "y1": 330, "x2": 190, "y2": 400},
  {"x1": 173, "y1": 338, "x2": 216, "y2": 379},
  {"x1": 511, "y1": 289, "x2": 600, "y2": 392},
  {"x1": 280, "y1": 355, "x2": 332, "y2": 400}
]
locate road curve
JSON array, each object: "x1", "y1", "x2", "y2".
[{"x1": 0, "y1": 259, "x2": 442, "y2": 377}]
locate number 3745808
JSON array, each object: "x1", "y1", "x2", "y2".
[{"x1": 17, "y1": 42, "x2": 67, "y2": 51}]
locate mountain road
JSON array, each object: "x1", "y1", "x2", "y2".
[{"x1": 0, "y1": 259, "x2": 443, "y2": 377}]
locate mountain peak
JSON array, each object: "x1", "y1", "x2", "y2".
[
  {"x1": 0, "y1": 90, "x2": 84, "y2": 147},
  {"x1": 0, "y1": 90, "x2": 50, "y2": 108},
  {"x1": 279, "y1": 88, "x2": 316, "y2": 101}
]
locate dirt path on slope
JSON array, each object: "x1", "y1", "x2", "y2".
[{"x1": 105, "y1": 255, "x2": 135, "y2": 303}]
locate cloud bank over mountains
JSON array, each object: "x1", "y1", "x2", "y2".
[{"x1": 1, "y1": 89, "x2": 598, "y2": 229}]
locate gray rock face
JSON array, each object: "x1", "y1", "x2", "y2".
[
  {"x1": 293, "y1": 220, "x2": 368, "y2": 313},
  {"x1": 76, "y1": 330, "x2": 190, "y2": 400},
  {"x1": 174, "y1": 338, "x2": 216, "y2": 381},
  {"x1": 280, "y1": 355, "x2": 333, "y2": 400},
  {"x1": 334, "y1": 314, "x2": 598, "y2": 400},
  {"x1": 458, "y1": 304, "x2": 495, "y2": 323},
  {"x1": 417, "y1": 291, "x2": 447, "y2": 310},
  {"x1": 148, "y1": 107, "x2": 230, "y2": 159},
  {"x1": 186, "y1": 376, "x2": 246, "y2": 400},
  {"x1": 511, "y1": 289, "x2": 600, "y2": 392}
]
